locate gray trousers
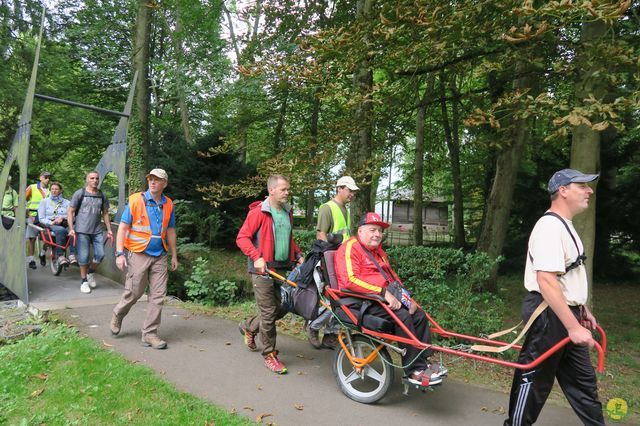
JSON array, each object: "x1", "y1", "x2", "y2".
[
  {"x1": 113, "y1": 252, "x2": 168, "y2": 336},
  {"x1": 309, "y1": 306, "x2": 339, "y2": 334}
]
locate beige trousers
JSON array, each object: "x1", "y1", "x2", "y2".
[{"x1": 113, "y1": 252, "x2": 168, "y2": 336}]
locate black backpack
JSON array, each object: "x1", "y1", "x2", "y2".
[{"x1": 73, "y1": 188, "x2": 107, "y2": 216}]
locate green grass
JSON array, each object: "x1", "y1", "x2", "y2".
[{"x1": 0, "y1": 323, "x2": 252, "y2": 426}]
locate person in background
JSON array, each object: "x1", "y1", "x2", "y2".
[
  {"x1": 38, "y1": 181, "x2": 77, "y2": 265},
  {"x1": 67, "y1": 171, "x2": 113, "y2": 294},
  {"x1": 2, "y1": 175, "x2": 18, "y2": 229},
  {"x1": 308, "y1": 175, "x2": 359, "y2": 349},
  {"x1": 25, "y1": 171, "x2": 51, "y2": 268}
]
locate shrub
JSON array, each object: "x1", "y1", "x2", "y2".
[
  {"x1": 386, "y1": 246, "x2": 504, "y2": 336},
  {"x1": 294, "y1": 229, "x2": 317, "y2": 254},
  {"x1": 183, "y1": 257, "x2": 239, "y2": 305}
]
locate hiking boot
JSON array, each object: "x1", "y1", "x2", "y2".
[
  {"x1": 238, "y1": 324, "x2": 257, "y2": 351},
  {"x1": 39, "y1": 252, "x2": 46, "y2": 266},
  {"x1": 307, "y1": 328, "x2": 322, "y2": 349},
  {"x1": 58, "y1": 256, "x2": 69, "y2": 266},
  {"x1": 264, "y1": 352, "x2": 287, "y2": 374},
  {"x1": 110, "y1": 313, "x2": 123, "y2": 335},
  {"x1": 408, "y1": 368, "x2": 443, "y2": 386},
  {"x1": 68, "y1": 254, "x2": 78, "y2": 265},
  {"x1": 80, "y1": 281, "x2": 91, "y2": 294},
  {"x1": 87, "y1": 272, "x2": 97, "y2": 289},
  {"x1": 28, "y1": 260, "x2": 37, "y2": 270},
  {"x1": 142, "y1": 334, "x2": 167, "y2": 349},
  {"x1": 427, "y1": 361, "x2": 448, "y2": 377},
  {"x1": 321, "y1": 333, "x2": 339, "y2": 350}
]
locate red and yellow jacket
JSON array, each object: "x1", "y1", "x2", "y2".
[
  {"x1": 334, "y1": 236, "x2": 402, "y2": 295},
  {"x1": 236, "y1": 199, "x2": 302, "y2": 273}
]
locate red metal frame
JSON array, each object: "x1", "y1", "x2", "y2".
[
  {"x1": 324, "y1": 286, "x2": 606, "y2": 373},
  {"x1": 39, "y1": 228, "x2": 76, "y2": 252}
]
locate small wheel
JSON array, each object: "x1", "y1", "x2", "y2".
[
  {"x1": 333, "y1": 334, "x2": 394, "y2": 404},
  {"x1": 48, "y1": 247, "x2": 63, "y2": 276}
]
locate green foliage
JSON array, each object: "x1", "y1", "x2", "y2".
[
  {"x1": 183, "y1": 256, "x2": 240, "y2": 306},
  {"x1": 173, "y1": 200, "x2": 224, "y2": 247},
  {"x1": 0, "y1": 323, "x2": 250, "y2": 425},
  {"x1": 387, "y1": 246, "x2": 504, "y2": 336},
  {"x1": 294, "y1": 229, "x2": 317, "y2": 254}
]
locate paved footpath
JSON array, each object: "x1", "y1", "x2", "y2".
[{"x1": 57, "y1": 302, "x2": 591, "y2": 426}]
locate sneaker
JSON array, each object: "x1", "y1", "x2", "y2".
[
  {"x1": 28, "y1": 260, "x2": 37, "y2": 270},
  {"x1": 39, "y1": 252, "x2": 46, "y2": 266},
  {"x1": 58, "y1": 256, "x2": 69, "y2": 266},
  {"x1": 408, "y1": 368, "x2": 443, "y2": 386},
  {"x1": 142, "y1": 334, "x2": 167, "y2": 349},
  {"x1": 68, "y1": 254, "x2": 78, "y2": 265},
  {"x1": 427, "y1": 361, "x2": 448, "y2": 377},
  {"x1": 110, "y1": 313, "x2": 123, "y2": 335},
  {"x1": 87, "y1": 272, "x2": 97, "y2": 289},
  {"x1": 238, "y1": 324, "x2": 257, "y2": 351},
  {"x1": 321, "y1": 333, "x2": 338, "y2": 350},
  {"x1": 307, "y1": 328, "x2": 322, "y2": 349},
  {"x1": 80, "y1": 281, "x2": 91, "y2": 294},
  {"x1": 264, "y1": 351, "x2": 287, "y2": 374}
]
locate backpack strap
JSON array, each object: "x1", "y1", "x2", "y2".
[{"x1": 528, "y1": 212, "x2": 586, "y2": 275}]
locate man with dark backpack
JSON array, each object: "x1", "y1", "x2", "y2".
[
  {"x1": 67, "y1": 170, "x2": 113, "y2": 294},
  {"x1": 504, "y1": 169, "x2": 604, "y2": 426}
]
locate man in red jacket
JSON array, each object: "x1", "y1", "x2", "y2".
[
  {"x1": 236, "y1": 175, "x2": 303, "y2": 374},
  {"x1": 334, "y1": 212, "x2": 447, "y2": 386}
]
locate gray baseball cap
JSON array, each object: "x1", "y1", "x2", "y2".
[{"x1": 548, "y1": 169, "x2": 599, "y2": 194}]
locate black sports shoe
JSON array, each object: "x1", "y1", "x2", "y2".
[
  {"x1": 28, "y1": 260, "x2": 37, "y2": 270},
  {"x1": 39, "y1": 253, "x2": 46, "y2": 266}
]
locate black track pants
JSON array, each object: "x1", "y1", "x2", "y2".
[{"x1": 504, "y1": 292, "x2": 604, "y2": 426}]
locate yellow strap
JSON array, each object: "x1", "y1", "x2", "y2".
[{"x1": 470, "y1": 301, "x2": 548, "y2": 353}]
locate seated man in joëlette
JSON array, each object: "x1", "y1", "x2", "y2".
[{"x1": 334, "y1": 212, "x2": 447, "y2": 386}]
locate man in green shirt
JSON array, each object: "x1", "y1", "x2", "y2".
[
  {"x1": 308, "y1": 175, "x2": 359, "y2": 349},
  {"x1": 2, "y1": 175, "x2": 18, "y2": 229}
]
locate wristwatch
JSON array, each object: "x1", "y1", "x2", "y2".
[{"x1": 115, "y1": 250, "x2": 125, "y2": 257}]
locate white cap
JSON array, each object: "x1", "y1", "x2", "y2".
[
  {"x1": 336, "y1": 176, "x2": 359, "y2": 191},
  {"x1": 146, "y1": 168, "x2": 168, "y2": 180}
]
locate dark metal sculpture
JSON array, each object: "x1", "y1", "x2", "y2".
[{"x1": 0, "y1": 11, "x2": 137, "y2": 303}]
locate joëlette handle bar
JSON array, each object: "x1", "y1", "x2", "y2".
[
  {"x1": 40, "y1": 227, "x2": 76, "y2": 250},
  {"x1": 265, "y1": 268, "x2": 298, "y2": 287}
]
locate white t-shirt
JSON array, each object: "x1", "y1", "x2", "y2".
[{"x1": 524, "y1": 213, "x2": 588, "y2": 306}]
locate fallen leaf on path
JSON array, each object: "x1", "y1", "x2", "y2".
[
  {"x1": 493, "y1": 406, "x2": 506, "y2": 414},
  {"x1": 31, "y1": 373, "x2": 48, "y2": 380},
  {"x1": 256, "y1": 384, "x2": 263, "y2": 391},
  {"x1": 160, "y1": 370, "x2": 166, "y2": 375},
  {"x1": 243, "y1": 406, "x2": 254, "y2": 411},
  {"x1": 296, "y1": 354, "x2": 314, "y2": 360},
  {"x1": 200, "y1": 329, "x2": 205, "y2": 333},
  {"x1": 256, "y1": 413, "x2": 273, "y2": 423},
  {"x1": 102, "y1": 340, "x2": 113, "y2": 347},
  {"x1": 30, "y1": 388, "x2": 45, "y2": 398},
  {"x1": 230, "y1": 408, "x2": 237, "y2": 414},
  {"x1": 481, "y1": 406, "x2": 488, "y2": 411},
  {"x1": 296, "y1": 371, "x2": 305, "y2": 375},
  {"x1": 225, "y1": 342, "x2": 232, "y2": 345},
  {"x1": 294, "y1": 403, "x2": 304, "y2": 411}
]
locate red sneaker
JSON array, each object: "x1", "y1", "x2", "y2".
[
  {"x1": 264, "y1": 351, "x2": 287, "y2": 374},
  {"x1": 238, "y1": 324, "x2": 257, "y2": 351}
]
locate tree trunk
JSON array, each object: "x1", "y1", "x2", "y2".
[
  {"x1": 439, "y1": 71, "x2": 465, "y2": 248},
  {"x1": 571, "y1": 19, "x2": 608, "y2": 298},
  {"x1": 273, "y1": 78, "x2": 290, "y2": 151},
  {"x1": 345, "y1": 0, "x2": 374, "y2": 223},
  {"x1": 413, "y1": 76, "x2": 435, "y2": 245},
  {"x1": 305, "y1": 91, "x2": 321, "y2": 227},
  {"x1": 173, "y1": 9, "x2": 193, "y2": 145},
  {"x1": 476, "y1": 64, "x2": 538, "y2": 292},
  {"x1": 130, "y1": 0, "x2": 152, "y2": 191}
]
